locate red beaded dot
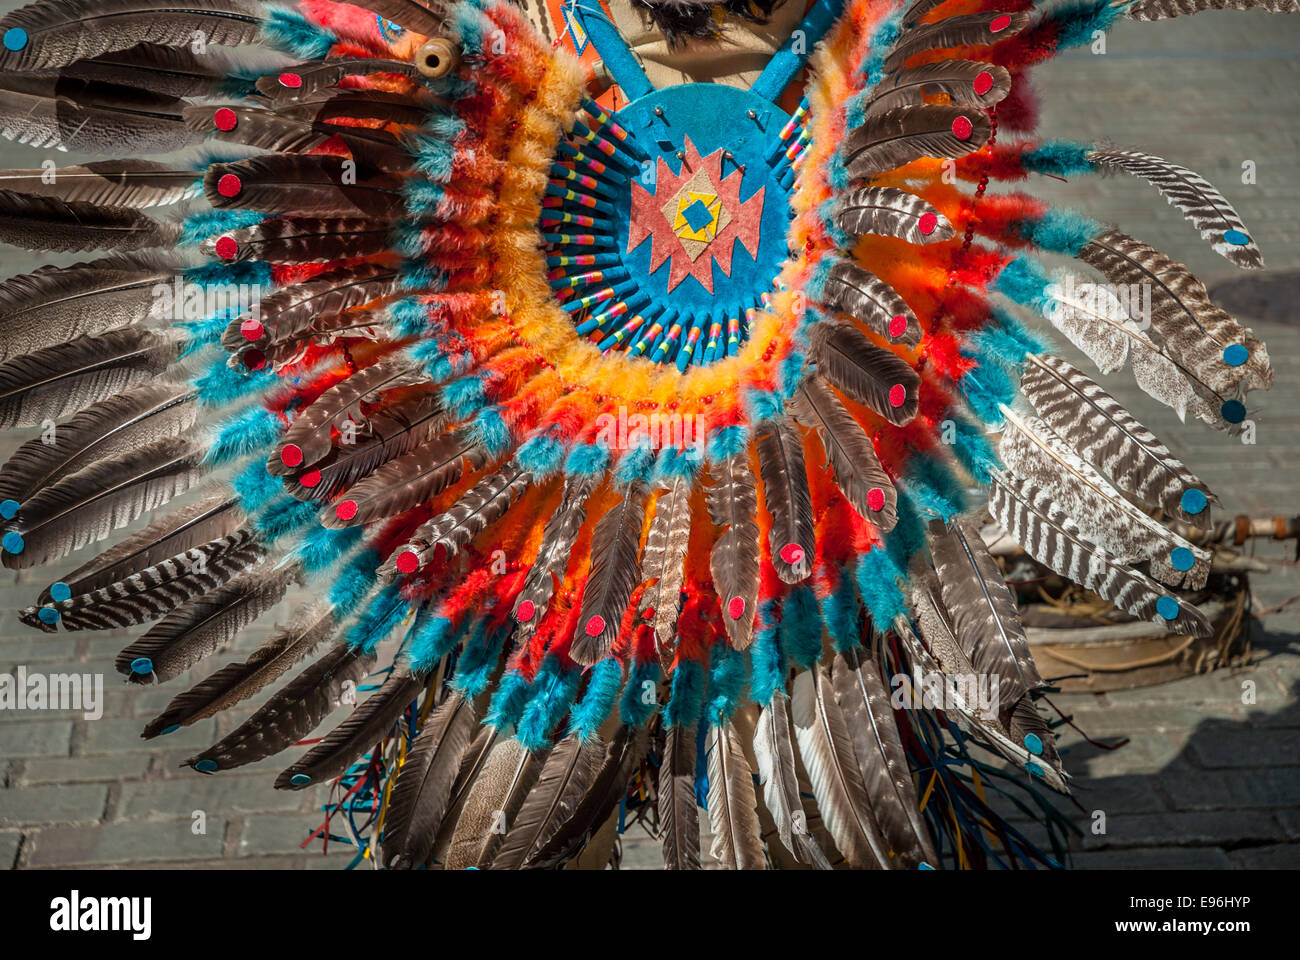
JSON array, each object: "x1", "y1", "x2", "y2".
[
  {"x1": 779, "y1": 543, "x2": 805, "y2": 565},
  {"x1": 990, "y1": 14, "x2": 1011, "y2": 32},
  {"x1": 335, "y1": 499, "x2": 358, "y2": 521},
  {"x1": 867, "y1": 488, "x2": 886, "y2": 512},
  {"x1": 584, "y1": 615, "x2": 606, "y2": 637},
  {"x1": 242, "y1": 348, "x2": 265, "y2": 370},
  {"x1": 214, "y1": 236, "x2": 238, "y2": 260},
  {"x1": 213, "y1": 107, "x2": 238, "y2": 131},
  {"x1": 280, "y1": 444, "x2": 303, "y2": 467},
  {"x1": 889, "y1": 384, "x2": 907, "y2": 408},
  {"x1": 395, "y1": 551, "x2": 420, "y2": 574},
  {"x1": 889, "y1": 315, "x2": 909, "y2": 338},
  {"x1": 216, "y1": 174, "x2": 242, "y2": 198},
  {"x1": 951, "y1": 116, "x2": 973, "y2": 140},
  {"x1": 516, "y1": 599, "x2": 536, "y2": 622},
  {"x1": 298, "y1": 468, "x2": 321, "y2": 489},
  {"x1": 278, "y1": 72, "x2": 303, "y2": 88},
  {"x1": 240, "y1": 318, "x2": 264, "y2": 341},
  {"x1": 918, "y1": 212, "x2": 938, "y2": 235},
  {"x1": 973, "y1": 71, "x2": 995, "y2": 96},
  {"x1": 727, "y1": 596, "x2": 746, "y2": 620}
]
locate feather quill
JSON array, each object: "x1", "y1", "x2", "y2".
[
  {"x1": 820, "y1": 260, "x2": 920, "y2": 346},
  {"x1": 789, "y1": 377, "x2": 897, "y2": 531},
  {"x1": 988, "y1": 470, "x2": 1212, "y2": 637},
  {"x1": 755, "y1": 417, "x2": 814, "y2": 583},
  {"x1": 443, "y1": 737, "x2": 548, "y2": 869},
  {"x1": 1019, "y1": 354, "x2": 1215, "y2": 525},
  {"x1": 571, "y1": 483, "x2": 648, "y2": 665},
  {"x1": 705, "y1": 453, "x2": 760, "y2": 649},
  {"x1": 835, "y1": 186, "x2": 954, "y2": 244},
  {"x1": 185, "y1": 642, "x2": 374, "y2": 773},
  {"x1": 807, "y1": 317, "x2": 920, "y2": 426},
  {"x1": 114, "y1": 565, "x2": 295, "y2": 684},
  {"x1": 659, "y1": 721, "x2": 702, "y2": 870},
  {"x1": 382, "y1": 690, "x2": 476, "y2": 868},
  {"x1": 141, "y1": 600, "x2": 334, "y2": 737},
  {"x1": 276, "y1": 668, "x2": 423, "y2": 789}
]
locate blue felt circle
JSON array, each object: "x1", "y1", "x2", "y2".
[
  {"x1": 290, "y1": 773, "x2": 312, "y2": 786},
  {"x1": 3, "y1": 28, "x2": 27, "y2": 52},
  {"x1": 1221, "y1": 400, "x2": 1247, "y2": 424},
  {"x1": 37, "y1": 606, "x2": 58, "y2": 624},
  {"x1": 161, "y1": 724, "x2": 180, "y2": 736},
  {"x1": 1223, "y1": 344, "x2": 1249, "y2": 367},
  {"x1": 1180, "y1": 488, "x2": 1208, "y2": 515},
  {"x1": 1170, "y1": 547, "x2": 1195, "y2": 571},
  {"x1": 1223, "y1": 229, "x2": 1250, "y2": 246},
  {"x1": 1156, "y1": 596, "x2": 1180, "y2": 620},
  {"x1": 917, "y1": 862, "x2": 935, "y2": 870},
  {"x1": 194, "y1": 759, "x2": 218, "y2": 773},
  {"x1": 49, "y1": 581, "x2": 72, "y2": 603},
  {"x1": 0, "y1": 499, "x2": 18, "y2": 520},
  {"x1": 130, "y1": 657, "x2": 154, "y2": 675},
  {"x1": 1025, "y1": 761, "x2": 1044, "y2": 779},
  {"x1": 1, "y1": 531, "x2": 23, "y2": 554},
  {"x1": 1023, "y1": 733, "x2": 1044, "y2": 756}
]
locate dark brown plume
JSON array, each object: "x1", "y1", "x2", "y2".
[
  {"x1": 186, "y1": 642, "x2": 375, "y2": 773},
  {"x1": 755, "y1": 417, "x2": 814, "y2": 583},
  {"x1": 807, "y1": 317, "x2": 920, "y2": 426},
  {"x1": 0, "y1": 190, "x2": 181, "y2": 252},
  {"x1": 571, "y1": 482, "x2": 648, "y2": 665},
  {"x1": 203, "y1": 155, "x2": 407, "y2": 219},
  {"x1": 843, "y1": 105, "x2": 992, "y2": 180}
]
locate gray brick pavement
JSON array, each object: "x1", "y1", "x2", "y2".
[{"x1": 0, "y1": 11, "x2": 1298, "y2": 870}]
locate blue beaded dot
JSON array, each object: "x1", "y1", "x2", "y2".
[
  {"x1": 1180, "y1": 488, "x2": 1207, "y2": 515},
  {"x1": 1221, "y1": 400, "x2": 1247, "y2": 424},
  {"x1": 1223, "y1": 344, "x2": 1249, "y2": 367},
  {"x1": 918, "y1": 862, "x2": 935, "y2": 870},
  {"x1": 161, "y1": 724, "x2": 180, "y2": 735},
  {"x1": 49, "y1": 581, "x2": 71, "y2": 603},
  {"x1": 130, "y1": 657, "x2": 154, "y2": 675},
  {"x1": 1, "y1": 531, "x2": 23, "y2": 554},
  {"x1": 1223, "y1": 229, "x2": 1250, "y2": 246},
  {"x1": 3, "y1": 28, "x2": 27, "y2": 51},
  {"x1": 37, "y1": 606, "x2": 58, "y2": 624},
  {"x1": 1156, "y1": 595, "x2": 1180, "y2": 620},
  {"x1": 290, "y1": 773, "x2": 311, "y2": 786},
  {"x1": 0, "y1": 499, "x2": 18, "y2": 520},
  {"x1": 194, "y1": 759, "x2": 218, "y2": 773},
  {"x1": 1170, "y1": 547, "x2": 1195, "y2": 571},
  {"x1": 1023, "y1": 733, "x2": 1043, "y2": 756}
]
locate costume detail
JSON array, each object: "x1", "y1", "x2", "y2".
[{"x1": 0, "y1": 0, "x2": 1290, "y2": 868}]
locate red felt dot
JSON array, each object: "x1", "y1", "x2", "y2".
[
  {"x1": 240, "y1": 318, "x2": 264, "y2": 341},
  {"x1": 335, "y1": 499, "x2": 358, "y2": 521},
  {"x1": 889, "y1": 384, "x2": 907, "y2": 408},
  {"x1": 643, "y1": 606, "x2": 655, "y2": 620},
  {"x1": 779, "y1": 543, "x2": 805, "y2": 565},
  {"x1": 213, "y1": 107, "x2": 238, "y2": 131},
  {"x1": 951, "y1": 116, "x2": 973, "y2": 140},
  {"x1": 918, "y1": 212, "x2": 938, "y2": 235},
  {"x1": 973, "y1": 71, "x2": 995, "y2": 96},
  {"x1": 217, "y1": 174, "x2": 242, "y2": 198},
  {"x1": 990, "y1": 14, "x2": 1011, "y2": 32},
  {"x1": 889, "y1": 315, "x2": 909, "y2": 338},
  {"x1": 867, "y1": 488, "x2": 886, "y2": 512},
  {"x1": 584, "y1": 615, "x2": 606, "y2": 637},
  {"x1": 516, "y1": 599, "x2": 536, "y2": 622},
  {"x1": 395, "y1": 551, "x2": 419, "y2": 574},
  {"x1": 727, "y1": 596, "x2": 746, "y2": 620},
  {"x1": 242, "y1": 348, "x2": 265, "y2": 370},
  {"x1": 278, "y1": 72, "x2": 303, "y2": 88},
  {"x1": 299, "y1": 469, "x2": 321, "y2": 489},
  {"x1": 280, "y1": 444, "x2": 303, "y2": 467},
  {"x1": 214, "y1": 235, "x2": 238, "y2": 260}
]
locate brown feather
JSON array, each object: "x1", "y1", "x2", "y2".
[
  {"x1": 754, "y1": 417, "x2": 813, "y2": 583},
  {"x1": 571, "y1": 482, "x2": 648, "y2": 665},
  {"x1": 705, "y1": 452, "x2": 760, "y2": 649}
]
